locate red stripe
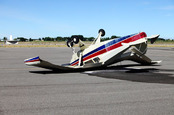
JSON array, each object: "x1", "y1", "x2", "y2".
[
  {"x1": 71, "y1": 61, "x2": 79, "y2": 66},
  {"x1": 106, "y1": 42, "x2": 122, "y2": 51},
  {"x1": 25, "y1": 59, "x2": 40, "y2": 63},
  {"x1": 83, "y1": 48, "x2": 107, "y2": 61}
]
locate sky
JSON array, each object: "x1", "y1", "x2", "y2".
[{"x1": 0, "y1": 0, "x2": 174, "y2": 39}]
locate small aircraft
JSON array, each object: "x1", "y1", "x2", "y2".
[
  {"x1": 5, "y1": 35, "x2": 18, "y2": 45},
  {"x1": 24, "y1": 29, "x2": 161, "y2": 71}
]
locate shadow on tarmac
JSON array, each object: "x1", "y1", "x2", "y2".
[
  {"x1": 29, "y1": 64, "x2": 174, "y2": 84},
  {"x1": 86, "y1": 65, "x2": 174, "y2": 85}
]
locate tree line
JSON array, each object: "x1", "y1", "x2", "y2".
[
  {"x1": 0, "y1": 35, "x2": 173, "y2": 42},
  {"x1": 0, "y1": 35, "x2": 120, "y2": 42}
]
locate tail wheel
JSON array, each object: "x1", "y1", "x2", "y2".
[
  {"x1": 98, "y1": 29, "x2": 105, "y2": 37},
  {"x1": 66, "y1": 40, "x2": 74, "y2": 47}
]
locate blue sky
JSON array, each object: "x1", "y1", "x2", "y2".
[{"x1": 0, "y1": 0, "x2": 174, "y2": 39}]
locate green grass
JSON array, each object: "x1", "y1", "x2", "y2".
[{"x1": 0, "y1": 41, "x2": 92, "y2": 48}]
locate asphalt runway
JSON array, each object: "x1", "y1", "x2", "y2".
[{"x1": 0, "y1": 47, "x2": 174, "y2": 115}]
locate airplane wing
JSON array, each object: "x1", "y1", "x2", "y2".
[
  {"x1": 24, "y1": 56, "x2": 74, "y2": 71},
  {"x1": 24, "y1": 56, "x2": 103, "y2": 70}
]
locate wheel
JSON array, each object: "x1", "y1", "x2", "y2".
[
  {"x1": 66, "y1": 40, "x2": 74, "y2": 47},
  {"x1": 98, "y1": 29, "x2": 105, "y2": 37},
  {"x1": 72, "y1": 37, "x2": 79, "y2": 44}
]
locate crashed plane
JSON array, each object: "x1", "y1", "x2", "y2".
[
  {"x1": 24, "y1": 29, "x2": 161, "y2": 71},
  {"x1": 5, "y1": 35, "x2": 18, "y2": 45}
]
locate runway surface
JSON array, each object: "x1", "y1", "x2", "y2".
[{"x1": 0, "y1": 47, "x2": 174, "y2": 115}]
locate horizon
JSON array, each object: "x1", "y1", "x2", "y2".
[{"x1": 1, "y1": 34, "x2": 173, "y2": 41}]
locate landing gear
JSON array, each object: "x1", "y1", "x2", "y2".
[
  {"x1": 98, "y1": 29, "x2": 105, "y2": 37},
  {"x1": 72, "y1": 37, "x2": 79, "y2": 44},
  {"x1": 66, "y1": 40, "x2": 74, "y2": 47}
]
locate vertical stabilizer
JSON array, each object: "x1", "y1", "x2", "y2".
[{"x1": 10, "y1": 35, "x2": 13, "y2": 41}]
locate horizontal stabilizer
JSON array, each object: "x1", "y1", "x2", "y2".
[
  {"x1": 151, "y1": 60, "x2": 162, "y2": 64},
  {"x1": 147, "y1": 34, "x2": 160, "y2": 44}
]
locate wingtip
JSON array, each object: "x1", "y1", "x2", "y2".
[
  {"x1": 24, "y1": 56, "x2": 41, "y2": 65},
  {"x1": 151, "y1": 60, "x2": 162, "y2": 64}
]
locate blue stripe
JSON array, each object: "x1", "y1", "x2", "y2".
[
  {"x1": 104, "y1": 33, "x2": 136, "y2": 49},
  {"x1": 70, "y1": 45, "x2": 106, "y2": 65},
  {"x1": 83, "y1": 45, "x2": 105, "y2": 58},
  {"x1": 25, "y1": 56, "x2": 39, "y2": 62},
  {"x1": 71, "y1": 59, "x2": 78, "y2": 64}
]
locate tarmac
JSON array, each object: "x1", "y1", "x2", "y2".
[{"x1": 0, "y1": 47, "x2": 174, "y2": 115}]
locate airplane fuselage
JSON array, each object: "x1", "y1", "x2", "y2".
[{"x1": 69, "y1": 32, "x2": 147, "y2": 68}]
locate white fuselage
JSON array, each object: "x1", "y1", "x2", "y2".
[{"x1": 69, "y1": 32, "x2": 146, "y2": 68}]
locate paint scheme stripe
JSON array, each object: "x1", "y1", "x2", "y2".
[
  {"x1": 82, "y1": 37, "x2": 129, "y2": 62},
  {"x1": 25, "y1": 59, "x2": 40, "y2": 63},
  {"x1": 24, "y1": 56, "x2": 40, "y2": 62},
  {"x1": 83, "y1": 48, "x2": 107, "y2": 61},
  {"x1": 71, "y1": 45, "x2": 106, "y2": 66},
  {"x1": 82, "y1": 34, "x2": 135, "y2": 60},
  {"x1": 83, "y1": 45, "x2": 105, "y2": 58}
]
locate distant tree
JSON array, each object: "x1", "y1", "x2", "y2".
[
  {"x1": 55, "y1": 36, "x2": 62, "y2": 41},
  {"x1": 64, "y1": 37, "x2": 71, "y2": 41},
  {"x1": 14, "y1": 38, "x2": 18, "y2": 41},
  {"x1": 43, "y1": 37, "x2": 54, "y2": 41},
  {"x1": 17, "y1": 37, "x2": 28, "y2": 42},
  {"x1": 3, "y1": 37, "x2": 7, "y2": 41},
  {"x1": 158, "y1": 38, "x2": 165, "y2": 41},
  {"x1": 29, "y1": 38, "x2": 33, "y2": 41},
  {"x1": 86, "y1": 37, "x2": 95, "y2": 41},
  {"x1": 111, "y1": 35, "x2": 120, "y2": 39},
  {"x1": 101, "y1": 37, "x2": 110, "y2": 41}
]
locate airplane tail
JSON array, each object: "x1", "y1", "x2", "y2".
[{"x1": 147, "y1": 34, "x2": 160, "y2": 44}]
